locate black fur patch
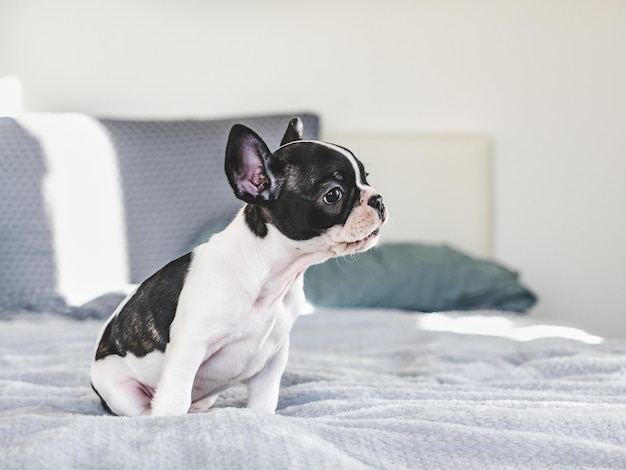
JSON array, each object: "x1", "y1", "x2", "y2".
[
  {"x1": 95, "y1": 252, "x2": 192, "y2": 360},
  {"x1": 260, "y1": 143, "x2": 364, "y2": 241},
  {"x1": 244, "y1": 205, "x2": 269, "y2": 238}
]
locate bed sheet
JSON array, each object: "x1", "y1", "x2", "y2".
[{"x1": 1, "y1": 309, "x2": 625, "y2": 469}]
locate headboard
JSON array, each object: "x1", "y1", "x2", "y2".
[{"x1": 324, "y1": 134, "x2": 492, "y2": 258}]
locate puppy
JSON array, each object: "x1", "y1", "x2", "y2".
[{"x1": 90, "y1": 117, "x2": 387, "y2": 416}]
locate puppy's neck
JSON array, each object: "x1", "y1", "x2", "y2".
[
  {"x1": 208, "y1": 208, "x2": 330, "y2": 309},
  {"x1": 225, "y1": 208, "x2": 332, "y2": 278}
]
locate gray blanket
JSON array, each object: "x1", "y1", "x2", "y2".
[{"x1": 1, "y1": 310, "x2": 625, "y2": 469}]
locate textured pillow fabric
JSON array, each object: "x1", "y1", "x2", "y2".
[
  {"x1": 0, "y1": 118, "x2": 66, "y2": 316},
  {"x1": 97, "y1": 114, "x2": 319, "y2": 283},
  {"x1": 304, "y1": 243, "x2": 537, "y2": 313},
  {"x1": 0, "y1": 113, "x2": 319, "y2": 314}
]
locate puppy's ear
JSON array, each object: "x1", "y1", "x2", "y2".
[
  {"x1": 280, "y1": 117, "x2": 304, "y2": 146},
  {"x1": 225, "y1": 124, "x2": 280, "y2": 205}
]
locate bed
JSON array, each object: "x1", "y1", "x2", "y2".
[{"x1": 1, "y1": 113, "x2": 625, "y2": 469}]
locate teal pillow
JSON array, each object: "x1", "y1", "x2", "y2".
[
  {"x1": 189, "y1": 217, "x2": 236, "y2": 249},
  {"x1": 304, "y1": 243, "x2": 537, "y2": 313}
]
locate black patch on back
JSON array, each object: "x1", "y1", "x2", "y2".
[
  {"x1": 244, "y1": 204, "x2": 269, "y2": 238},
  {"x1": 95, "y1": 252, "x2": 193, "y2": 360}
]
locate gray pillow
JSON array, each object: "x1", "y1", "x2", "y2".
[
  {"x1": 0, "y1": 113, "x2": 319, "y2": 315},
  {"x1": 304, "y1": 243, "x2": 537, "y2": 313}
]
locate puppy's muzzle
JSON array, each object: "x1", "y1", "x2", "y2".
[{"x1": 368, "y1": 194, "x2": 386, "y2": 221}]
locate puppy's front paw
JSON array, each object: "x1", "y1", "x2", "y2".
[{"x1": 150, "y1": 398, "x2": 190, "y2": 417}]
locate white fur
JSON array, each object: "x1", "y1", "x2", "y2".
[{"x1": 91, "y1": 146, "x2": 385, "y2": 417}]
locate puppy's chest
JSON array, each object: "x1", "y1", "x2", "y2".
[{"x1": 192, "y1": 280, "x2": 303, "y2": 386}]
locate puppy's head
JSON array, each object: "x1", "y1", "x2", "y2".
[{"x1": 225, "y1": 118, "x2": 387, "y2": 256}]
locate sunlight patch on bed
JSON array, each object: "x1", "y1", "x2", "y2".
[
  {"x1": 19, "y1": 114, "x2": 130, "y2": 306},
  {"x1": 417, "y1": 313, "x2": 604, "y2": 344}
]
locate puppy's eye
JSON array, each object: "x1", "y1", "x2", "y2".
[{"x1": 323, "y1": 187, "x2": 343, "y2": 205}]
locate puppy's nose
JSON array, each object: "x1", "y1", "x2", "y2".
[{"x1": 368, "y1": 195, "x2": 386, "y2": 220}]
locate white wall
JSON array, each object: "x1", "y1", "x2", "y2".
[{"x1": 2, "y1": 0, "x2": 625, "y2": 337}]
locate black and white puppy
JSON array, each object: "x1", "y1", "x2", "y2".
[{"x1": 91, "y1": 118, "x2": 387, "y2": 417}]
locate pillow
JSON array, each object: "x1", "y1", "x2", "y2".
[
  {"x1": 0, "y1": 113, "x2": 319, "y2": 314},
  {"x1": 303, "y1": 243, "x2": 537, "y2": 313},
  {"x1": 186, "y1": 218, "x2": 537, "y2": 314},
  {"x1": 188, "y1": 217, "x2": 234, "y2": 249}
]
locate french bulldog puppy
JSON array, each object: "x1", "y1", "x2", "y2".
[{"x1": 91, "y1": 118, "x2": 387, "y2": 416}]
